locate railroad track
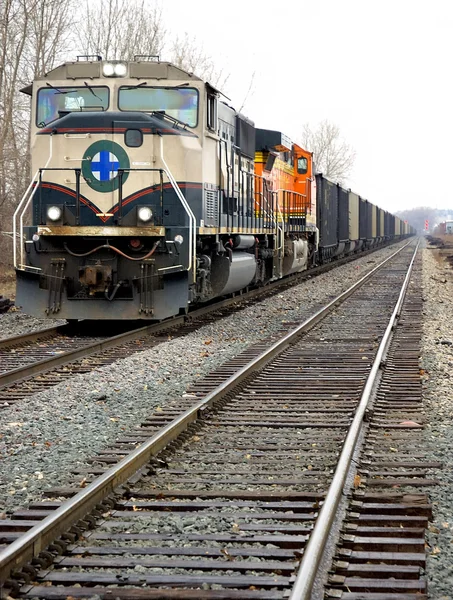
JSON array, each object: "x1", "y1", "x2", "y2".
[
  {"x1": 0, "y1": 320, "x2": 186, "y2": 405},
  {"x1": 323, "y1": 258, "x2": 436, "y2": 599},
  {"x1": 0, "y1": 239, "x2": 434, "y2": 599},
  {"x1": 0, "y1": 241, "x2": 400, "y2": 407},
  {"x1": 0, "y1": 325, "x2": 106, "y2": 384}
]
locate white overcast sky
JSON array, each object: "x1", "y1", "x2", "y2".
[{"x1": 162, "y1": 0, "x2": 452, "y2": 213}]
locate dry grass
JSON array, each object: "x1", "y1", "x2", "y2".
[
  {"x1": 0, "y1": 266, "x2": 16, "y2": 300},
  {"x1": 436, "y1": 234, "x2": 453, "y2": 247}
]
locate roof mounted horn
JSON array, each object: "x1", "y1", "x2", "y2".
[
  {"x1": 134, "y1": 55, "x2": 160, "y2": 62},
  {"x1": 77, "y1": 55, "x2": 102, "y2": 62}
]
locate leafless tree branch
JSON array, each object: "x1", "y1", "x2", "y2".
[
  {"x1": 0, "y1": 0, "x2": 74, "y2": 263},
  {"x1": 76, "y1": 0, "x2": 165, "y2": 61},
  {"x1": 300, "y1": 119, "x2": 356, "y2": 185},
  {"x1": 169, "y1": 32, "x2": 229, "y2": 90}
]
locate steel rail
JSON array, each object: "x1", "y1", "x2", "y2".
[
  {"x1": 0, "y1": 325, "x2": 66, "y2": 350},
  {"x1": 0, "y1": 239, "x2": 415, "y2": 585},
  {"x1": 0, "y1": 239, "x2": 404, "y2": 389},
  {"x1": 0, "y1": 318, "x2": 185, "y2": 388},
  {"x1": 289, "y1": 239, "x2": 420, "y2": 600}
]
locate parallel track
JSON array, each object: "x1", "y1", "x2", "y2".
[
  {"x1": 0, "y1": 320, "x2": 184, "y2": 403},
  {"x1": 0, "y1": 241, "x2": 401, "y2": 406},
  {"x1": 0, "y1": 239, "x2": 436, "y2": 599}
]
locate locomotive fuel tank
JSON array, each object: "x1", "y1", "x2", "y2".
[
  {"x1": 282, "y1": 239, "x2": 309, "y2": 275},
  {"x1": 215, "y1": 252, "x2": 257, "y2": 296}
]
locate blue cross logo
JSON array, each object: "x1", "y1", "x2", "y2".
[
  {"x1": 91, "y1": 151, "x2": 120, "y2": 181},
  {"x1": 83, "y1": 141, "x2": 129, "y2": 193}
]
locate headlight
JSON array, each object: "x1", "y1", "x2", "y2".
[
  {"x1": 114, "y1": 63, "x2": 127, "y2": 76},
  {"x1": 102, "y1": 62, "x2": 127, "y2": 77},
  {"x1": 174, "y1": 234, "x2": 184, "y2": 245},
  {"x1": 102, "y1": 62, "x2": 115, "y2": 76},
  {"x1": 138, "y1": 207, "x2": 153, "y2": 222},
  {"x1": 47, "y1": 206, "x2": 62, "y2": 221}
]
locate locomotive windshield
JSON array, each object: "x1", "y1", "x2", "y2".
[
  {"x1": 118, "y1": 86, "x2": 198, "y2": 127},
  {"x1": 36, "y1": 86, "x2": 109, "y2": 126}
]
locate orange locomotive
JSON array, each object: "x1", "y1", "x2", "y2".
[
  {"x1": 254, "y1": 129, "x2": 316, "y2": 232},
  {"x1": 252, "y1": 129, "x2": 317, "y2": 276}
]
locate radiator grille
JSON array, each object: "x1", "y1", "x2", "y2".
[{"x1": 204, "y1": 188, "x2": 219, "y2": 224}]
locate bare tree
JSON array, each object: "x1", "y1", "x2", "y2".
[
  {"x1": 0, "y1": 0, "x2": 74, "y2": 205},
  {"x1": 169, "y1": 33, "x2": 228, "y2": 89},
  {"x1": 0, "y1": 0, "x2": 74, "y2": 272},
  {"x1": 0, "y1": 0, "x2": 33, "y2": 227},
  {"x1": 300, "y1": 120, "x2": 356, "y2": 184},
  {"x1": 24, "y1": 0, "x2": 75, "y2": 79},
  {"x1": 77, "y1": 0, "x2": 165, "y2": 61}
]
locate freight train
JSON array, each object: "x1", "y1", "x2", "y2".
[{"x1": 13, "y1": 56, "x2": 415, "y2": 320}]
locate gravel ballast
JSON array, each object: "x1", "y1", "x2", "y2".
[
  {"x1": 0, "y1": 241, "x2": 411, "y2": 514},
  {"x1": 421, "y1": 244, "x2": 453, "y2": 598},
  {"x1": 0, "y1": 310, "x2": 66, "y2": 341}
]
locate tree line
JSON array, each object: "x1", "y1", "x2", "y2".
[{"x1": 396, "y1": 207, "x2": 453, "y2": 234}]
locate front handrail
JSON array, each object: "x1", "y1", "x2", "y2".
[
  {"x1": 13, "y1": 170, "x2": 39, "y2": 268},
  {"x1": 254, "y1": 174, "x2": 278, "y2": 230},
  {"x1": 15, "y1": 160, "x2": 196, "y2": 276},
  {"x1": 159, "y1": 136, "x2": 196, "y2": 281},
  {"x1": 13, "y1": 135, "x2": 53, "y2": 268},
  {"x1": 273, "y1": 188, "x2": 311, "y2": 218},
  {"x1": 34, "y1": 168, "x2": 83, "y2": 226},
  {"x1": 116, "y1": 165, "x2": 195, "y2": 275}
]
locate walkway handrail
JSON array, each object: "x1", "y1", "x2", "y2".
[
  {"x1": 159, "y1": 136, "x2": 196, "y2": 281},
  {"x1": 13, "y1": 136, "x2": 53, "y2": 268}
]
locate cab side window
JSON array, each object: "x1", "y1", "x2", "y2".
[
  {"x1": 297, "y1": 157, "x2": 308, "y2": 174},
  {"x1": 125, "y1": 129, "x2": 143, "y2": 147},
  {"x1": 207, "y1": 93, "x2": 217, "y2": 131}
]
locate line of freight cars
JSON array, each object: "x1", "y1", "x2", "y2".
[{"x1": 316, "y1": 174, "x2": 414, "y2": 262}]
